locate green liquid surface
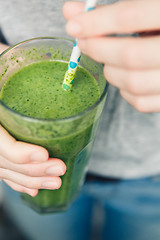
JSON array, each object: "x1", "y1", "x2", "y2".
[
  {"x1": 0, "y1": 60, "x2": 100, "y2": 213},
  {"x1": 0, "y1": 61, "x2": 100, "y2": 119}
]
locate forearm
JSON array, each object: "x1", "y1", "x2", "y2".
[{"x1": 0, "y1": 43, "x2": 9, "y2": 54}]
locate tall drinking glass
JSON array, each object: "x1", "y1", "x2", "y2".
[{"x1": 0, "y1": 37, "x2": 108, "y2": 213}]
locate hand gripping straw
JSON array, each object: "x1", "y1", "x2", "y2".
[{"x1": 62, "y1": 0, "x2": 98, "y2": 91}]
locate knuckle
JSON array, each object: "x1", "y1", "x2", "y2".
[
  {"x1": 125, "y1": 73, "x2": 140, "y2": 95},
  {"x1": 122, "y1": 40, "x2": 146, "y2": 70},
  {"x1": 85, "y1": 39, "x2": 101, "y2": 63},
  {"x1": 23, "y1": 165, "x2": 36, "y2": 176},
  {"x1": 85, "y1": 40, "x2": 94, "y2": 57},
  {"x1": 20, "y1": 176, "x2": 35, "y2": 189},
  {"x1": 122, "y1": 43, "x2": 138, "y2": 68},
  {"x1": 116, "y1": 2, "x2": 138, "y2": 33},
  {"x1": 84, "y1": 17, "x2": 96, "y2": 36}
]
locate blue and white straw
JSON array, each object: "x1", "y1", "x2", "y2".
[{"x1": 62, "y1": 0, "x2": 98, "y2": 90}]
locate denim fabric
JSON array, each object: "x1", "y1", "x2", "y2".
[{"x1": 2, "y1": 175, "x2": 160, "y2": 240}]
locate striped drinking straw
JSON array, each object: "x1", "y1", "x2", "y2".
[{"x1": 62, "y1": 0, "x2": 98, "y2": 91}]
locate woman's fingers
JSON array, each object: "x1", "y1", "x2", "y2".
[
  {"x1": 66, "y1": 0, "x2": 160, "y2": 38},
  {"x1": 0, "y1": 168, "x2": 62, "y2": 190},
  {"x1": 103, "y1": 63, "x2": 160, "y2": 112},
  {"x1": 63, "y1": 1, "x2": 160, "y2": 113},
  {"x1": 78, "y1": 36, "x2": 160, "y2": 69},
  {"x1": 3, "y1": 179, "x2": 38, "y2": 197},
  {"x1": 0, "y1": 156, "x2": 66, "y2": 177},
  {"x1": 0, "y1": 125, "x2": 49, "y2": 164},
  {"x1": 0, "y1": 125, "x2": 67, "y2": 192},
  {"x1": 120, "y1": 90, "x2": 160, "y2": 113},
  {"x1": 63, "y1": 1, "x2": 84, "y2": 20},
  {"x1": 104, "y1": 65, "x2": 160, "y2": 96}
]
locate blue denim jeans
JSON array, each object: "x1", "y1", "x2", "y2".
[{"x1": 2, "y1": 174, "x2": 160, "y2": 240}]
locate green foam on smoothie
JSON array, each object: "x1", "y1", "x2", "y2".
[{"x1": 0, "y1": 60, "x2": 100, "y2": 119}]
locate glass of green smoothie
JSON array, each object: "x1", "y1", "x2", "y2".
[{"x1": 0, "y1": 37, "x2": 108, "y2": 213}]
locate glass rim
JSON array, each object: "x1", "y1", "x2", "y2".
[{"x1": 0, "y1": 37, "x2": 109, "y2": 123}]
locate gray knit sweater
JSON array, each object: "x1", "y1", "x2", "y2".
[{"x1": 0, "y1": 0, "x2": 160, "y2": 178}]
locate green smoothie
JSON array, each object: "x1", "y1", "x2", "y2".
[
  {"x1": 1, "y1": 61, "x2": 100, "y2": 119},
  {"x1": 0, "y1": 60, "x2": 101, "y2": 212}
]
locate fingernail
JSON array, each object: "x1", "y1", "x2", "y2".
[
  {"x1": 27, "y1": 191, "x2": 37, "y2": 197},
  {"x1": 46, "y1": 166, "x2": 65, "y2": 176},
  {"x1": 30, "y1": 151, "x2": 47, "y2": 162},
  {"x1": 29, "y1": 190, "x2": 38, "y2": 197},
  {"x1": 78, "y1": 39, "x2": 87, "y2": 50},
  {"x1": 42, "y1": 181, "x2": 60, "y2": 190},
  {"x1": 66, "y1": 21, "x2": 82, "y2": 36}
]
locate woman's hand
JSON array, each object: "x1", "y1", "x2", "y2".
[
  {"x1": 0, "y1": 125, "x2": 66, "y2": 196},
  {"x1": 0, "y1": 45, "x2": 66, "y2": 196},
  {"x1": 63, "y1": 0, "x2": 160, "y2": 113}
]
